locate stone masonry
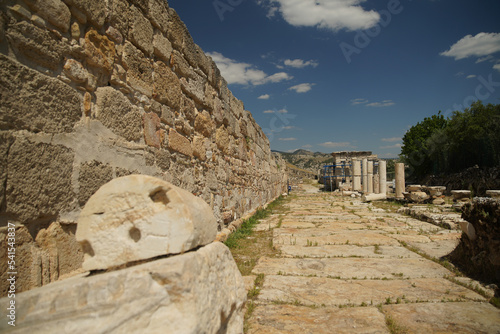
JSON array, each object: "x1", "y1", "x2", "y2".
[{"x1": 0, "y1": 0, "x2": 287, "y2": 295}]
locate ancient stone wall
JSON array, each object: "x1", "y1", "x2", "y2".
[{"x1": 0, "y1": 0, "x2": 287, "y2": 295}]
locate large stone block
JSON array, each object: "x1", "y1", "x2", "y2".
[
  {"x1": 84, "y1": 28, "x2": 115, "y2": 74},
  {"x1": 152, "y1": 61, "x2": 182, "y2": 110},
  {"x1": 168, "y1": 128, "x2": 192, "y2": 157},
  {"x1": 78, "y1": 160, "x2": 114, "y2": 206},
  {"x1": 194, "y1": 110, "x2": 215, "y2": 138},
  {"x1": 75, "y1": 175, "x2": 217, "y2": 270},
  {"x1": 6, "y1": 21, "x2": 66, "y2": 70},
  {"x1": 0, "y1": 242, "x2": 245, "y2": 333},
  {"x1": 95, "y1": 87, "x2": 142, "y2": 142},
  {"x1": 123, "y1": 42, "x2": 154, "y2": 97},
  {"x1": 216, "y1": 126, "x2": 230, "y2": 155},
  {"x1": 70, "y1": 0, "x2": 107, "y2": 28},
  {"x1": 128, "y1": 5, "x2": 153, "y2": 56},
  {"x1": 148, "y1": 0, "x2": 169, "y2": 33},
  {"x1": 5, "y1": 137, "x2": 75, "y2": 222},
  {"x1": 107, "y1": 0, "x2": 130, "y2": 37},
  {"x1": 143, "y1": 112, "x2": 161, "y2": 148},
  {"x1": 152, "y1": 33, "x2": 173, "y2": 63},
  {"x1": 166, "y1": 8, "x2": 187, "y2": 50},
  {"x1": 26, "y1": 0, "x2": 71, "y2": 32}
]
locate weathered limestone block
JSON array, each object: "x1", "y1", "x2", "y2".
[
  {"x1": 459, "y1": 220, "x2": 476, "y2": 241},
  {"x1": 486, "y1": 190, "x2": 500, "y2": 198},
  {"x1": 0, "y1": 226, "x2": 44, "y2": 296},
  {"x1": 123, "y1": 41, "x2": 153, "y2": 96},
  {"x1": 406, "y1": 185, "x2": 422, "y2": 192},
  {"x1": 148, "y1": 0, "x2": 169, "y2": 33},
  {"x1": 152, "y1": 33, "x2": 173, "y2": 63},
  {"x1": 108, "y1": 0, "x2": 130, "y2": 37},
  {"x1": 75, "y1": 175, "x2": 217, "y2": 270},
  {"x1": 181, "y1": 96, "x2": 197, "y2": 121},
  {"x1": 424, "y1": 186, "x2": 446, "y2": 197},
  {"x1": 35, "y1": 222, "x2": 84, "y2": 281},
  {"x1": 175, "y1": 118, "x2": 193, "y2": 137},
  {"x1": 0, "y1": 242, "x2": 245, "y2": 333},
  {"x1": 193, "y1": 135, "x2": 208, "y2": 161},
  {"x1": 63, "y1": 58, "x2": 88, "y2": 83},
  {"x1": 129, "y1": 5, "x2": 153, "y2": 56},
  {"x1": 409, "y1": 191, "x2": 429, "y2": 203},
  {"x1": 6, "y1": 21, "x2": 66, "y2": 70},
  {"x1": 170, "y1": 50, "x2": 193, "y2": 79},
  {"x1": 95, "y1": 87, "x2": 142, "y2": 142},
  {"x1": 194, "y1": 110, "x2": 215, "y2": 138},
  {"x1": 362, "y1": 193, "x2": 387, "y2": 202},
  {"x1": 26, "y1": 0, "x2": 71, "y2": 32},
  {"x1": 70, "y1": 0, "x2": 107, "y2": 28},
  {"x1": 167, "y1": 8, "x2": 188, "y2": 50},
  {"x1": 153, "y1": 61, "x2": 182, "y2": 109},
  {"x1": 143, "y1": 112, "x2": 161, "y2": 148},
  {"x1": 160, "y1": 104, "x2": 175, "y2": 126},
  {"x1": 78, "y1": 160, "x2": 114, "y2": 206},
  {"x1": 5, "y1": 137, "x2": 75, "y2": 222},
  {"x1": 216, "y1": 126, "x2": 230, "y2": 155},
  {"x1": 105, "y1": 26, "x2": 123, "y2": 44},
  {"x1": 168, "y1": 128, "x2": 193, "y2": 157},
  {"x1": 0, "y1": 132, "x2": 14, "y2": 209},
  {"x1": 84, "y1": 28, "x2": 115, "y2": 74}
]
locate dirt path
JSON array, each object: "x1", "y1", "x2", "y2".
[{"x1": 245, "y1": 182, "x2": 500, "y2": 333}]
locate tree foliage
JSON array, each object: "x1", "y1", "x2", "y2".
[{"x1": 400, "y1": 102, "x2": 500, "y2": 181}]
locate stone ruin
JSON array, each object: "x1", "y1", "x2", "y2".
[
  {"x1": 0, "y1": 175, "x2": 247, "y2": 332},
  {"x1": 0, "y1": 0, "x2": 288, "y2": 296}
]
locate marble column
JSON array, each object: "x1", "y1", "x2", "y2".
[
  {"x1": 362, "y1": 158, "x2": 368, "y2": 193},
  {"x1": 367, "y1": 160, "x2": 374, "y2": 194},
  {"x1": 379, "y1": 160, "x2": 387, "y2": 195},
  {"x1": 352, "y1": 159, "x2": 361, "y2": 192},
  {"x1": 395, "y1": 162, "x2": 405, "y2": 199}
]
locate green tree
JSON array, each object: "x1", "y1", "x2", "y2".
[{"x1": 400, "y1": 112, "x2": 448, "y2": 180}]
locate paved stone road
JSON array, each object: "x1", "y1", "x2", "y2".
[{"x1": 245, "y1": 183, "x2": 500, "y2": 333}]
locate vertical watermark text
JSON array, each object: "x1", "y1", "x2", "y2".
[{"x1": 5, "y1": 222, "x2": 16, "y2": 327}]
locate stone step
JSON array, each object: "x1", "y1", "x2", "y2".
[
  {"x1": 252, "y1": 257, "x2": 453, "y2": 279},
  {"x1": 256, "y1": 275, "x2": 485, "y2": 307}
]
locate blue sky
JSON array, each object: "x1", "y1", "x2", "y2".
[{"x1": 168, "y1": 0, "x2": 500, "y2": 158}]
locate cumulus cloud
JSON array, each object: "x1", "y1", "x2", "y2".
[
  {"x1": 258, "y1": 94, "x2": 271, "y2": 100},
  {"x1": 258, "y1": 0, "x2": 380, "y2": 31},
  {"x1": 319, "y1": 141, "x2": 351, "y2": 148},
  {"x1": 289, "y1": 83, "x2": 315, "y2": 93},
  {"x1": 440, "y1": 32, "x2": 500, "y2": 60},
  {"x1": 279, "y1": 137, "x2": 297, "y2": 141},
  {"x1": 207, "y1": 52, "x2": 293, "y2": 85},
  {"x1": 284, "y1": 59, "x2": 319, "y2": 68},
  {"x1": 351, "y1": 98, "x2": 369, "y2": 105}
]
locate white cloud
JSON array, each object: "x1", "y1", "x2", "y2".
[
  {"x1": 366, "y1": 100, "x2": 395, "y2": 107},
  {"x1": 494, "y1": 64, "x2": 500, "y2": 72},
  {"x1": 381, "y1": 137, "x2": 401, "y2": 142},
  {"x1": 258, "y1": 94, "x2": 271, "y2": 100},
  {"x1": 263, "y1": 109, "x2": 275, "y2": 114},
  {"x1": 279, "y1": 137, "x2": 297, "y2": 141},
  {"x1": 319, "y1": 141, "x2": 351, "y2": 148},
  {"x1": 351, "y1": 98, "x2": 369, "y2": 105},
  {"x1": 302, "y1": 144, "x2": 313, "y2": 149},
  {"x1": 284, "y1": 59, "x2": 319, "y2": 68},
  {"x1": 440, "y1": 32, "x2": 500, "y2": 60},
  {"x1": 207, "y1": 51, "x2": 293, "y2": 85},
  {"x1": 466, "y1": 75, "x2": 477, "y2": 79},
  {"x1": 380, "y1": 143, "x2": 402, "y2": 149},
  {"x1": 476, "y1": 55, "x2": 494, "y2": 63},
  {"x1": 289, "y1": 83, "x2": 315, "y2": 93},
  {"x1": 259, "y1": 0, "x2": 380, "y2": 31},
  {"x1": 277, "y1": 108, "x2": 288, "y2": 113}
]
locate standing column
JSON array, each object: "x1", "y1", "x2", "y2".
[
  {"x1": 362, "y1": 158, "x2": 368, "y2": 193},
  {"x1": 395, "y1": 162, "x2": 405, "y2": 199},
  {"x1": 367, "y1": 160, "x2": 374, "y2": 194},
  {"x1": 352, "y1": 159, "x2": 361, "y2": 191},
  {"x1": 379, "y1": 160, "x2": 387, "y2": 195}
]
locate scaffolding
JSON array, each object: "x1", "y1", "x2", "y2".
[{"x1": 321, "y1": 162, "x2": 352, "y2": 191}]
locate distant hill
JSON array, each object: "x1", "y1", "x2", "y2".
[{"x1": 272, "y1": 149, "x2": 333, "y2": 173}]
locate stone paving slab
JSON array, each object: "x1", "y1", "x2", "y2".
[
  {"x1": 247, "y1": 304, "x2": 389, "y2": 334},
  {"x1": 279, "y1": 221, "x2": 316, "y2": 229},
  {"x1": 257, "y1": 275, "x2": 485, "y2": 307},
  {"x1": 382, "y1": 302, "x2": 500, "y2": 333},
  {"x1": 252, "y1": 257, "x2": 453, "y2": 279},
  {"x1": 276, "y1": 244, "x2": 421, "y2": 259},
  {"x1": 273, "y1": 230, "x2": 401, "y2": 247},
  {"x1": 408, "y1": 239, "x2": 460, "y2": 258}
]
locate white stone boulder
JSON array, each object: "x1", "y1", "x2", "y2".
[
  {"x1": 0, "y1": 242, "x2": 246, "y2": 334},
  {"x1": 76, "y1": 175, "x2": 217, "y2": 271}
]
